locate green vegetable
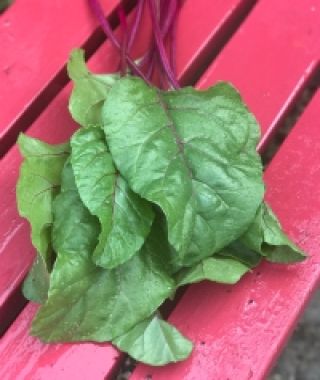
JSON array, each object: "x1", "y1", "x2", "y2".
[
  {"x1": 102, "y1": 77, "x2": 264, "y2": 266},
  {"x1": 16, "y1": 133, "x2": 69, "y2": 268},
  {"x1": 218, "y1": 241, "x2": 262, "y2": 268},
  {"x1": 71, "y1": 126, "x2": 154, "y2": 268},
  {"x1": 67, "y1": 48, "x2": 118, "y2": 128},
  {"x1": 22, "y1": 253, "x2": 50, "y2": 304},
  {"x1": 16, "y1": 49, "x2": 306, "y2": 366},
  {"x1": 31, "y1": 161, "x2": 174, "y2": 342},
  {"x1": 241, "y1": 203, "x2": 305, "y2": 263},
  {"x1": 176, "y1": 256, "x2": 250, "y2": 287},
  {"x1": 51, "y1": 160, "x2": 100, "y2": 258},
  {"x1": 113, "y1": 314, "x2": 193, "y2": 366},
  {"x1": 31, "y1": 244, "x2": 174, "y2": 342}
]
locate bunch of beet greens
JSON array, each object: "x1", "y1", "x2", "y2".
[{"x1": 16, "y1": 0, "x2": 305, "y2": 366}]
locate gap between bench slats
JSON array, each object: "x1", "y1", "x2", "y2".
[
  {"x1": 0, "y1": 0, "x2": 133, "y2": 157},
  {"x1": 0, "y1": 0, "x2": 256, "y2": 379}
]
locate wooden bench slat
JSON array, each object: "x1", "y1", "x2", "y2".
[
  {"x1": 131, "y1": 90, "x2": 320, "y2": 380},
  {"x1": 0, "y1": 0, "x2": 122, "y2": 155},
  {"x1": 0, "y1": 0, "x2": 252, "y2": 377},
  {"x1": 0, "y1": 303, "x2": 121, "y2": 380}
]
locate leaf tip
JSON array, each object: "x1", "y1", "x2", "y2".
[{"x1": 67, "y1": 48, "x2": 88, "y2": 81}]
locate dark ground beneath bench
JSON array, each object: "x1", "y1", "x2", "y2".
[{"x1": 269, "y1": 290, "x2": 320, "y2": 380}]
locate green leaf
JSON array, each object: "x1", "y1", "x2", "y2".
[
  {"x1": 71, "y1": 126, "x2": 154, "y2": 268},
  {"x1": 102, "y1": 77, "x2": 264, "y2": 266},
  {"x1": 22, "y1": 253, "x2": 50, "y2": 304},
  {"x1": 176, "y1": 256, "x2": 249, "y2": 287},
  {"x1": 16, "y1": 133, "x2": 69, "y2": 267},
  {"x1": 51, "y1": 160, "x2": 100, "y2": 257},
  {"x1": 241, "y1": 203, "x2": 306, "y2": 263},
  {"x1": 31, "y1": 165, "x2": 174, "y2": 342},
  {"x1": 31, "y1": 248, "x2": 174, "y2": 343},
  {"x1": 218, "y1": 240, "x2": 262, "y2": 268},
  {"x1": 113, "y1": 314, "x2": 193, "y2": 365},
  {"x1": 240, "y1": 207, "x2": 263, "y2": 253},
  {"x1": 67, "y1": 48, "x2": 118, "y2": 127},
  {"x1": 147, "y1": 211, "x2": 183, "y2": 275}
]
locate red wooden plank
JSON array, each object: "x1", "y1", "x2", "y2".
[
  {"x1": 0, "y1": 303, "x2": 121, "y2": 380},
  {"x1": 0, "y1": 0, "x2": 253, "y2": 377},
  {"x1": 198, "y1": 0, "x2": 320, "y2": 150},
  {"x1": 0, "y1": 0, "x2": 122, "y2": 155},
  {"x1": 131, "y1": 89, "x2": 320, "y2": 380}
]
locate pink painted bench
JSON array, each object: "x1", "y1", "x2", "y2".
[{"x1": 1, "y1": 1, "x2": 320, "y2": 379}]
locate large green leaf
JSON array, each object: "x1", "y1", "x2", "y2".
[
  {"x1": 176, "y1": 255, "x2": 249, "y2": 287},
  {"x1": 113, "y1": 314, "x2": 193, "y2": 365},
  {"x1": 241, "y1": 203, "x2": 306, "y2": 263},
  {"x1": 31, "y1": 164, "x2": 174, "y2": 342},
  {"x1": 102, "y1": 77, "x2": 264, "y2": 266},
  {"x1": 31, "y1": 245, "x2": 175, "y2": 343},
  {"x1": 71, "y1": 126, "x2": 154, "y2": 268},
  {"x1": 67, "y1": 48, "x2": 118, "y2": 127},
  {"x1": 22, "y1": 253, "x2": 50, "y2": 304},
  {"x1": 16, "y1": 133, "x2": 69, "y2": 266}
]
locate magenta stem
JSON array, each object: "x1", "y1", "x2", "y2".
[
  {"x1": 168, "y1": 0, "x2": 178, "y2": 78},
  {"x1": 160, "y1": 0, "x2": 178, "y2": 40},
  {"x1": 117, "y1": 4, "x2": 128, "y2": 75},
  {"x1": 127, "y1": 0, "x2": 145, "y2": 52},
  {"x1": 142, "y1": 0, "x2": 168, "y2": 79},
  {"x1": 88, "y1": 0, "x2": 151, "y2": 84},
  {"x1": 146, "y1": 55, "x2": 156, "y2": 79},
  {"x1": 147, "y1": 0, "x2": 180, "y2": 88},
  {"x1": 139, "y1": 0, "x2": 176, "y2": 71}
]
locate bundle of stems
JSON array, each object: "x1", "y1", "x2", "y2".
[{"x1": 89, "y1": 0, "x2": 181, "y2": 88}]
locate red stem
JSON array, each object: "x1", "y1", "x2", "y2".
[
  {"x1": 117, "y1": 4, "x2": 128, "y2": 75},
  {"x1": 148, "y1": 0, "x2": 180, "y2": 88},
  {"x1": 127, "y1": 0, "x2": 145, "y2": 52},
  {"x1": 88, "y1": 0, "x2": 151, "y2": 84},
  {"x1": 139, "y1": 0, "x2": 177, "y2": 71},
  {"x1": 168, "y1": 0, "x2": 178, "y2": 78},
  {"x1": 143, "y1": 0, "x2": 169, "y2": 80},
  {"x1": 89, "y1": 0, "x2": 180, "y2": 89},
  {"x1": 160, "y1": 0, "x2": 178, "y2": 40},
  {"x1": 146, "y1": 55, "x2": 156, "y2": 79}
]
